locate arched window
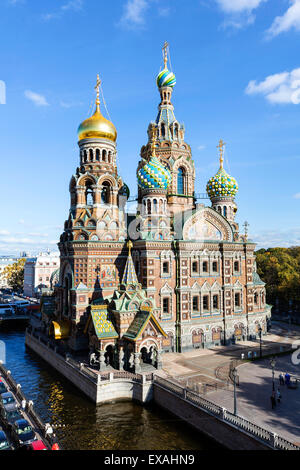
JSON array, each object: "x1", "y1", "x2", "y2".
[
  {"x1": 95, "y1": 149, "x2": 100, "y2": 161},
  {"x1": 177, "y1": 167, "x2": 185, "y2": 195},
  {"x1": 101, "y1": 182, "x2": 110, "y2": 204},
  {"x1": 89, "y1": 149, "x2": 93, "y2": 162},
  {"x1": 174, "y1": 125, "x2": 178, "y2": 139},
  {"x1": 153, "y1": 199, "x2": 158, "y2": 213},
  {"x1": 223, "y1": 206, "x2": 227, "y2": 218},
  {"x1": 86, "y1": 184, "x2": 93, "y2": 205},
  {"x1": 161, "y1": 123, "x2": 166, "y2": 139},
  {"x1": 84, "y1": 150, "x2": 87, "y2": 163},
  {"x1": 102, "y1": 149, "x2": 107, "y2": 162},
  {"x1": 147, "y1": 199, "x2": 151, "y2": 214}
]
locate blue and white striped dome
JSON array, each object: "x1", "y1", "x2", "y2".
[
  {"x1": 156, "y1": 68, "x2": 176, "y2": 89},
  {"x1": 137, "y1": 156, "x2": 171, "y2": 190}
]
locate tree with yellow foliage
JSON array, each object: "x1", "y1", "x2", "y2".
[{"x1": 1, "y1": 258, "x2": 26, "y2": 292}]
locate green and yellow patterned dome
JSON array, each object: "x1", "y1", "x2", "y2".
[
  {"x1": 206, "y1": 167, "x2": 238, "y2": 198},
  {"x1": 206, "y1": 139, "x2": 238, "y2": 199}
]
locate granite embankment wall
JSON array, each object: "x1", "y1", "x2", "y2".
[
  {"x1": 25, "y1": 330, "x2": 299, "y2": 451},
  {"x1": 25, "y1": 331, "x2": 153, "y2": 404}
]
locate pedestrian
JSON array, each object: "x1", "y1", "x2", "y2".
[
  {"x1": 279, "y1": 373, "x2": 284, "y2": 385},
  {"x1": 270, "y1": 394, "x2": 276, "y2": 409},
  {"x1": 276, "y1": 388, "x2": 281, "y2": 404},
  {"x1": 285, "y1": 372, "x2": 291, "y2": 386}
]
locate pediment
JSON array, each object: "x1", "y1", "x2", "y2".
[
  {"x1": 201, "y1": 281, "x2": 211, "y2": 292},
  {"x1": 211, "y1": 281, "x2": 222, "y2": 291},
  {"x1": 160, "y1": 282, "x2": 173, "y2": 294},
  {"x1": 182, "y1": 207, "x2": 233, "y2": 242}
]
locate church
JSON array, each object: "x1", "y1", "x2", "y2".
[{"x1": 45, "y1": 44, "x2": 271, "y2": 372}]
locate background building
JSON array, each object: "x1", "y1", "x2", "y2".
[{"x1": 23, "y1": 251, "x2": 60, "y2": 298}]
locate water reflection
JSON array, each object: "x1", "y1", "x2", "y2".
[{"x1": 0, "y1": 326, "x2": 215, "y2": 450}]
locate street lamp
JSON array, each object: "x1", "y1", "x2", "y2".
[
  {"x1": 258, "y1": 325, "x2": 262, "y2": 358},
  {"x1": 232, "y1": 367, "x2": 238, "y2": 416},
  {"x1": 270, "y1": 357, "x2": 276, "y2": 392}
]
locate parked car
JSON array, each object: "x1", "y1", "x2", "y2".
[
  {"x1": 0, "y1": 380, "x2": 7, "y2": 394},
  {"x1": 1, "y1": 403, "x2": 22, "y2": 426},
  {"x1": 0, "y1": 429, "x2": 12, "y2": 450},
  {"x1": 11, "y1": 419, "x2": 36, "y2": 447},
  {"x1": 28, "y1": 440, "x2": 47, "y2": 451},
  {"x1": 0, "y1": 392, "x2": 17, "y2": 409}
]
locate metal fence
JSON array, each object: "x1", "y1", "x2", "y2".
[{"x1": 154, "y1": 375, "x2": 300, "y2": 451}]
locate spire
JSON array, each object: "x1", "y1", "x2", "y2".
[
  {"x1": 217, "y1": 139, "x2": 226, "y2": 169},
  {"x1": 122, "y1": 241, "x2": 139, "y2": 285}
]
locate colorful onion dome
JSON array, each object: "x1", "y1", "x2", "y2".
[
  {"x1": 206, "y1": 167, "x2": 238, "y2": 199},
  {"x1": 137, "y1": 156, "x2": 171, "y2": 190},
  {"x1": 156, "y1": 68, "x2": 176, "y2": 89}
]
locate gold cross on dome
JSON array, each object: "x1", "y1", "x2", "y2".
[
  {"x1": 162, "y1": 41, "x2": 169, "y2": 68},
  {"x1": 150, "y1": 125, "x2": 157, "y2": 157},
  {"x1": 95, "y1": 74, "x2": 101, "y2": 106},
  {"x1": 217, "y1": 139, "x2": 226, "y2": 168}
]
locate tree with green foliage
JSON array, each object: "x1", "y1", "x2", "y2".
[
  {"x1": 256, "y1": 247, "x2": 300, "y2": 312},
  {"x1": 1, "y1": 258, "x2": 26, "y2": 292}
]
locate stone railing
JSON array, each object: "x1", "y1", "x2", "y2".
[
  {"x1": 154, "y1": 375, "x2": 300, "y2": 451},
  {"x1": 26, "y1": 328, "x2": 154, "y2": 387}
]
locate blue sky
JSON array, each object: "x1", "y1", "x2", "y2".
[{"x1": 0, "y1": 0, "x2": 300, "y2": 254}]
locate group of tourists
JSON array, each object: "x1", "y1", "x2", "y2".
[{"x1": 270, "y1": 372, "x2": 291, "y2": 409}]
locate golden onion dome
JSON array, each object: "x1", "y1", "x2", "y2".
[{"x1": 77, "y1": 75, "x2": 117, "y2": 142}]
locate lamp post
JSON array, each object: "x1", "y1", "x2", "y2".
[
  {"x1": 232, "y1": 367, "x2": 238, "y2": 416},
  {"x1": 258, "y1": 325, "x2": 262, "y2": 358},
  {"x1": 270, "y1": 357, "x2": 276, "y2": 392}
]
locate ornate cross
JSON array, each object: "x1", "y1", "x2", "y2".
[
  {"x1": 243, "y1": 221, "x2": 249, "y2": 241},
  {"x1": 150, "y1": 124, "x2": 157, "y2": 157},
  {"x1": 95, "y1": 74, "x2": 101, "y2": 106},
  {"x1": 162, "y1": 41, "x2": 169, "y2": 69},
  {"x1": 217, "y1": 139, "x2": 226, "y2": 168},
  {"x1": 95, "y1": 265, "x2": 101, "y2": 274}
]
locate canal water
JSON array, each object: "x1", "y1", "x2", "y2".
[{"x1": 0, "y1": 326, "x2": 216, "y2": 450}]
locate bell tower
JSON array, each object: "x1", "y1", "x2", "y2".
[
  {"x1": 56, "y1": 76, "x2": 129, "y2": 351},
  {"x1": 138, "y1": 42, "x2": 195, "y2": 216}
]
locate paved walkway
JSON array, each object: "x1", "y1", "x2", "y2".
[
  {"x1": 158, "y1": 321, "x2": 300, "y2": 444},
  {"x1": 208, "y1": 357, "x2": 300, "y2": 444}
]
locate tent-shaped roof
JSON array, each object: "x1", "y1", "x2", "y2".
[
  {"x1": 123, "y1": 307, "x2": 167, "y2": 341},
  {"x1": 90, "y1": 304, "x2": 118, "y2": 339}
]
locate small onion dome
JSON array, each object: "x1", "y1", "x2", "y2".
[
  {"x1": 156, "y1": 68, "x2": 176, "y2": 89},
  {"x1": 77, "y1": 105, "x2": 117, "y2": 142},
  {"x1": 119, "y1": 183, "x2": 130, "y2": 199},
  {"x1": 206, "y1": 167, "x2": 238, "y2": 198},
  {"x1": 137, "y1": 156, "x2": 171, "y2": 190}
]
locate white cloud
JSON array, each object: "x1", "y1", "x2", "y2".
[
  {"x1": 252, "y1": 228, "x2": 300, "y2": 249},
  {"x1": 216, "y1": 0, "x2": 266, "y2": 13},
  {"x1": 0, "y1": 230, "x2": 10, "y2": 235},
  {"x1": 158, "y1": 7, "x2": 170, "y2": 17},
  {"x1": 293, "y1": 192, "x2": 300, "y2": 199},
  {"x1": 246, "y1": 68, "x2": 300, "y2": 104},
  {"x1": 216, "y1": 0, "x2": 267, "y2": 29},
  {"x1": 60, "y1": 100, "x2": 83, "y2": 109},
  {"x1": 197, "y1": 145, "x2": 206, "y2": 151},
  {"x1": 42, "y1": 0, "x2": 83, "y2": 21},
  {"x1": 119, "y1": 0, "x2": 149, "y2": 27},
  {"x1": 24, "y1": 90, "x2": 49, "y2": 107},
  {"x1": 267, "y1": 0, "x2": 300, "y2": 38}
]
